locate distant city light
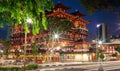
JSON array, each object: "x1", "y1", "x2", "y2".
[
  {"x1": 98, "y1": 41, "x2": 102, "y2": 44},
  {"x1": 97, "y1": 24, "x2": 100, "y2": 28},
  {"x1": 19, "y1": 49, "x2": 22, "y2": 52},
  {"x1": 56, "y1": 46, "x2": 61, "y2": 50}
]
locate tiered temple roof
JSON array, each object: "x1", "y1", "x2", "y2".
[{"x1": 53, "y1": 2, "x2": 70, "y2": 10}]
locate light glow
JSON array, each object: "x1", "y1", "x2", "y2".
[
  {"x1": 56, "y1": 46, "x2": 61, "y2": 50},
  {"x1": 98, "y1": 41, "x2": 102, "y2": 44},
  {"x1": 97, "y1": 24, "x2": 100, "y2": 28},
  {"x1": 26, "y1": 18, "x2": 33, "y2": 23},
  {"x1": 0, "y1": 50, "x2": 3, "y2": 53},
  {"x1": 54, "y1": 34, "x2": 59, "y2": 39}
]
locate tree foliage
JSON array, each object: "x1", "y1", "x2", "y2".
[
  {"x1": 115, "y1": 45, "x2": 120, "y2": 53},
  {"x1": 0, "y1": 0, "x2": 54, "y2": 35},
  {"x1": 79, "y1": 0, "x2": 120, "y2": 14},
  {"x1": 99, "y1": 53, "x2": 105, "y2": 60}
]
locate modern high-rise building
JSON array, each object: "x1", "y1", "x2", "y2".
[{"x1": 97, "y1": 23, "x2": 109, "y2": 43}]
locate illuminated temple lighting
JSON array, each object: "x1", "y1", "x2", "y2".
[
  {"x1": 9, "y1": 2, "x2": 90, "y2": 63},
  {"x1": 54, "y1": 34, "x2": 59, "y2": 39},
  {"x1": 56, "y1": 46, "x2": 61, "y2": 50}
]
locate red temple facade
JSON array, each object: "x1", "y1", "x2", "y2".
[{"x1": 9, "y1": 2, "x2": 91, "y2": 63}]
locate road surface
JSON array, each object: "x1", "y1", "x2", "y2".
[{"x1": 36, "y1": 61, "x2": 120, "y2": 71}]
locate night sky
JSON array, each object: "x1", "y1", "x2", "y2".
[
  {"x1": 0, "y1": 0, "x2": 120, "y2": 40},
  {"x1": 54, "y1": 0, "x2": 120, "y2": 40}
]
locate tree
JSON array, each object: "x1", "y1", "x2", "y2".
[
  {"x1": 99, "y1": 53, "x2": 105, "y2": 61},
  {"x1": 115, "y1": 45, "x2": 120, "y2": 53},
  {"x1": 79, "y1": 0, "x2": 120, "y2": 14},
  {"x1": 0, "y1": 0, "x2": 54, "y2": 35}
]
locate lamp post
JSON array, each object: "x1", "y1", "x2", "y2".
[
  {"x1": 96, "y1": 24, "x2": 100, "y2": 61},
  {"x1": 98, "y1": 40, "x2": 104, "y2": 71},
  {"x1": 23, "y1": 18, "x2": 32, "y2": 71},
  {"x1": 96, "y1": 24, "x2": 104, "y2": 71}
]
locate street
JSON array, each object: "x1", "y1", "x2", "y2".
[{"x1": 36, "y1": 61, "x2": 120, "y2": 71}]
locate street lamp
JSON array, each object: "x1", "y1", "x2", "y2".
[
  {"x1": 23, "y1": 17, "x2": 32, "y2": 71},
  {"x1": 98, "y1": 41, "x2": 104, "y2": 71},
  {"x1": 96, "y1": 24, "x2": 104, "y2": 71},
  {"x1": 98, "y1": 40, "x2": 102, "y2": 45},
  {"x1": 96, "y1": 24, "x2": 101, "y2": 61},
  {"x1": 97, "y1": 24, "x2": 100, "y2": 28}
]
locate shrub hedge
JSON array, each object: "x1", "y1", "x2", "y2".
[{"x1": 0, "y1": 64, "x2": 38, "y2": 71}]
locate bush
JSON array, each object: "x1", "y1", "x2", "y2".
[
  {"x1": 0, "y1": 64, "x2": 38, "y2": 71},
  {"x1": 0, "y1": 67, "x2": 11, "y2": 71},
  {"x1": 25, "y1": 64, "x2": 38, "y2": 70},
  {"x1": 0, "y1": 66, "x2": 22, "y2": 71},
  {"x1": 10, "y1": 67, "x2": 21, "y2": 71}
]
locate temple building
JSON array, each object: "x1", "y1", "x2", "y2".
[{"x1": 9, "y1": 2, "x2": 91, "y2": 63}]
